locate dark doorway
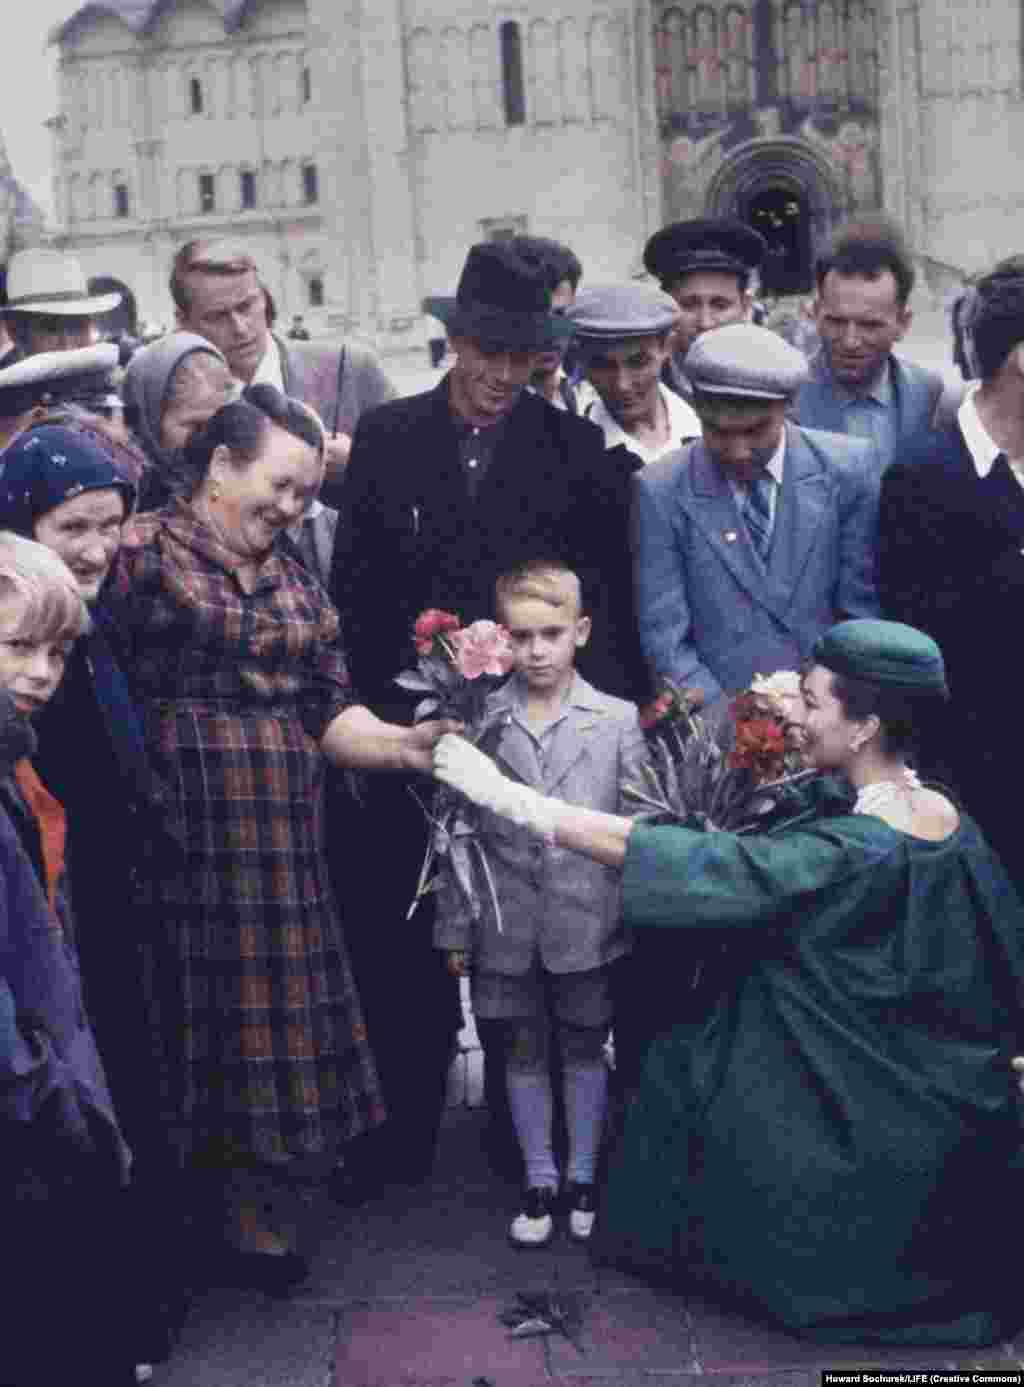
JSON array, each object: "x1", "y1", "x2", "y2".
[{"x1": 744, "y1": 184, "x2": 812, "y2": 295}]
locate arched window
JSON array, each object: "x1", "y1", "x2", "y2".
[
  {"x1": 189, "y1": 76, "x2": 203, "y2": 115},
  {"x1": 500, "y1": 20, "x2": 526, "y2": 125},
  {"x1": 113, "y1": 181, "x2": 130, "y2": 218},
  {"x1": 240, "y1": 169, "x2": 256, "y2": 209},
  {"x1": 308, "y1": 275, "x2": 324, "y2": 308},
  {"x1": 302, "y1": 163, "x2": 319, "y2": 205}
]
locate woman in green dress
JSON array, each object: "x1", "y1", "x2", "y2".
[{"x1": 433, "y1": 619, "x2": 1024, "y2": 1347}]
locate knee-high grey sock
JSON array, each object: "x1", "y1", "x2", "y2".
[
  {"x1": 563, "y1": 1062, "x2": 608, "y2": 1186},
  {"x1": 505, "y1": 1068, "x2": 559, "y2": 1191}
]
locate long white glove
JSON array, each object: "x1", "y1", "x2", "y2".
[{"x1": 433, "y1": 734, "x2": 562, "y2": 841}]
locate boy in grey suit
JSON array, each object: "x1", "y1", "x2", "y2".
[{"x1": 435, "y1": 560, "x2": 642, "y2": 1248}]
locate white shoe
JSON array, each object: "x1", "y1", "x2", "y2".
[
  {"x1": 135, "y1": 1367, "x2": 155, "y2": 1385},
  {"x1": 566, "y1": 1182, "x2": 597, "y2": 1242},
  {"x1": 509, "y1": 1187, "x2": 555, "y2": 1247}
]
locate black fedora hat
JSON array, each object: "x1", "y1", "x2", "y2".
[{"x1": 423, "y1": 242, "x2": 574, "y2": 351}]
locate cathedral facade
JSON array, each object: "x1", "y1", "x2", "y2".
[{"x1": 49, "y1": 0, "x2": 1024, "y2": 352}]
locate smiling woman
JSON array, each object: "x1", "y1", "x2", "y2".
[{"x1": 101, "y1": 382, "x2": 456, "y2": 1292}]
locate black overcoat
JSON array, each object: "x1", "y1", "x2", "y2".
[{"x1": 331, "y1": 377, "x2": 650, "y2": 713}]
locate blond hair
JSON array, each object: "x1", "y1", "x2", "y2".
[
  {"x1": 170, "y1": 239, "x2": 260, "y2": 314},
  {"x1": 495, "y1": 559, "x2": 583, "y2": 617},
  {"x1": 0, "y1": 531, "x2": 90, "y2": 643}
]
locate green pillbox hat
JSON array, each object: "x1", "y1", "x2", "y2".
[{"x1": 813, "y1": 620, "x2": 949, "y2": 696}]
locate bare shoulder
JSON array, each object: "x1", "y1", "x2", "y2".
[{"x1": 911, "y1": 786, "x2": 960, "y2": 842}]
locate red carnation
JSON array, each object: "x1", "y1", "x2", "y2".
[{"x1": 414, "y1": 608, "x2": 461, "y2": 655}]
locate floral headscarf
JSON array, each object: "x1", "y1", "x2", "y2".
[{"x1": 0, "y1": 425, "x2": 135, "y2": 538}]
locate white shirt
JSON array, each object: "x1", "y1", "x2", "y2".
[
  {"x1": 587, "y1": 382, "x2": 701, "y2": 464},
  {"x1": 957, "y1": 381, "x2": 1024, "y2": 488},
  {"x1": 247, "y1": 335, "x2": 285, "y2": 392}
]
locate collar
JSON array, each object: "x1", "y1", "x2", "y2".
[
  {"x1": 164, "y1": 498, "x2": 284, "y2": 594},
  {"x1": 498, "y1": 670, "x2": 604, "y2": 718},
  {"x1": 246, "y1": 336, "x2": 285, "y2": 392},
  {"x1": 589, "y1": 383, "x2": 702, "y2": 459},
  {"x1": 958, "y1": 382, "x2": 1002, "y2": 478},
  {"x1": 811, "y1": 349, "x2": 893, "y2": 407},
  {"x1": 760, "y1": 429, "x2": 786, "y2": 485}
]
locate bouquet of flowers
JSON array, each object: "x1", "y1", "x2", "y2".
[
  {"x1": 396, "y1": 609, "x2": 515, "y2": 922},
  {"x1": 624, "y1": 670, "x2": 814, "y2": 833}
]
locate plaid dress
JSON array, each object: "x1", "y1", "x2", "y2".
[{"x1": 111, "y1": 504, "x2": 385, "y2": 1168}]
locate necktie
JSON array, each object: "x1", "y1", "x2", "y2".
[{"x1": 744, "y1": 472, "x2": 775, "y2": 564}]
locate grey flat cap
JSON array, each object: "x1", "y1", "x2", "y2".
[
  {"x1": 566, "y1": 283, "x2": 680, "y2": 341},
  {"x1": 685, "y1": 322, "x2": 809, "y2": 400}
]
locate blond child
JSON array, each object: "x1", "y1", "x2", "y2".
[{"x1": 435, "y1": 559, "x2": 642, "y2": 1246}]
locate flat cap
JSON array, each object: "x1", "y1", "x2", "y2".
[
  {"x1": 685, "y1": 322, "x2": 809, "y2": 400},
  {"x1": 813, "y1": 620, "x2": 949, "y2": 696},
  {"x1": 0, "y1": 343, "x2": 120, "y2": 417},
  {"x1": 566, "y1": 283, "x2": 680, "y2": 342},
  {"x1": 643, "y1": 218, "x2": 766, "y2": 288}
]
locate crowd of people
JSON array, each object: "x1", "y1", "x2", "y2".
[{"x1": 2, "y1": 212, "x2": 1024, "y2": 1385}]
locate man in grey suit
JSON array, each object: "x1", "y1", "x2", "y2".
[
  {"x1": 169, "y1": 239, "x2": 396, "y2": 509},
  {"x1": 792, "y1": 220, "x2": 959, "y2": 462},
  {"x1": 633, "y1": 322, "x2": 881, "y2": 705}
]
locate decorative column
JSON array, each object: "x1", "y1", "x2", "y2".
[
  {"x1": 305, "y1": 0, "x2": 375, "y2": 336},
  {"x1": 632, "y1": 0, "x2": 666, "y2": 254},
  {"x1": 877, "y1": 0, "x2": 924, "y2": 249}
]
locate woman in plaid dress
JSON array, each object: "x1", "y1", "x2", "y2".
[{"x1": 109, "y1": 385, "x2": 452, "y2": 1290}]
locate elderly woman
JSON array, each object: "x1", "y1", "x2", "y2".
[
  {"x1": 124, "y1": 332, "x2": 339, "y2": 585},
  {"x1": 122, "y1": 330, "x2": 236, "y2": 510},
  {"x1": 107, "y1": 382, "x2": 453, "y2": 1290},
  {"x1": 435, "y1": 619, "x2": 1024, "y2": 1346},
  {"x1": 0, "y1": 532, "x2": 136, "y2": 1387},
  {"x1": 0, "y1": 425, "x2": 187, "y2": 1360}
]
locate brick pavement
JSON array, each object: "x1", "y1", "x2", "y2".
[{"x1": 153, "y1": 1098, "x2": 1024, "y2": 1387}]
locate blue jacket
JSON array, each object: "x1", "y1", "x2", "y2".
[
  {"x1": 633, "y1": 423, "x2": 881, "y2": 702},
  {"x1": 0, "y1": 700, "x2": 128, "y2": 1192},
  {"x1": 792, "y1": 352, "x2": 958, "y2": 463}
]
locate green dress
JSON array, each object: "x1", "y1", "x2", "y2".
[{"x1": 602, "y1": 782, "x2": 1024, "y2": 1345}]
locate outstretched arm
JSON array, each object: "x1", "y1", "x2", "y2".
[{"x1": 433, "y1": 733, "x2": 633, "y2": 866}]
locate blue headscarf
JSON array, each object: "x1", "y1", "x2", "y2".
[{"x1": 0, "y1": 425, "x2": 136, "y2": 538}]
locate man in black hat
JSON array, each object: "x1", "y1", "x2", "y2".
[
  {"x1": 643, "y1": 218, "x2": 767, "y2": 401},
  {"x1": 328, "y1": 241, "x2": 646, "y2": 1192}
]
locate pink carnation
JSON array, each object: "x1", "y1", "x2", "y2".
[{"x1": 448, "y1": 620, "x2": 515, "y2": 679}]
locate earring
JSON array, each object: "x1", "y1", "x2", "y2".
[{"x1": 209, "y1": 482, "x2": 221, "y2": 503}]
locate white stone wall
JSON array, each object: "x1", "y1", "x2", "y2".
[
  {"x1": 886, "y1": 0, "x2": 1024, "y2": 276},
  {"x1": 53, "y1": 0, "x2": 328, "y2": 331},
  {"x1": 406, "y1": 4, "x2": 653, "y2": 301}
]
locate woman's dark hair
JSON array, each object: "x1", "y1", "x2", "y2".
[
  {"x1": 827, "y1": 671, "x2": 948, "y2": 758},
  {"x1": 174, "y1": 383, "x2": 324, "y2": 498}
]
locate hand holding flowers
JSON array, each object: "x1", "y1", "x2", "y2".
[
  {"x1": 626, "y1": 671, "x2": 812, "y2": 833},
  {"x1": 398, "y1": 610, "x2": 516, "y2": 921}
]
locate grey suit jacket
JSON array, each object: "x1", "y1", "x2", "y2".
[
  {"x1": 276, "y1": 332, "x2": 398, "y2": 508},
  {"x1": 792, "y1": 352, "x2": 961, "y2": 460},
  {"x1": 434, "y1": 674, "x2": 643, "y2": 977},
  {"x1": 633, "y1": 423, "x2": 881, "y2": 703}
]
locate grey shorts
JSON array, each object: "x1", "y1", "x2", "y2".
[{"x1": 472, "y1": 963, "x2": 614, "y2": 1028}]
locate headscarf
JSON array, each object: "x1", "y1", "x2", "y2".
[
  {"x1": 0, "y1": 425, "x2": 136, "y2": 538},
  {"x1": 122, "y1": 331, "x2": 230, "y2": 470}
]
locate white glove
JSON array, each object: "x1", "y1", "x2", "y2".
[{"x1": 433, "y1": 734, "x2": 561, "y2": 841}]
